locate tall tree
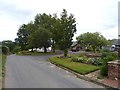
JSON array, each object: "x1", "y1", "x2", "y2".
[
  {"x1": 49, "y1": 14, "x2": 61, "y2": 52},
  {"x1": 16, "y1": 24, "x2": 29, "y2": 50},
  {"x1": 26, "y1": 21, "x2": 36, "y2": 51},
  {"x1": 58, "y1": 9, "x2": 77, "y2": 57}
]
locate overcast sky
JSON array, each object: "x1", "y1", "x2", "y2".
[{"x1": 0, "y1": 0, "x2": 119, "y2": 41}]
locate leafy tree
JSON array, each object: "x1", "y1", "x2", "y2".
[
  {"x1": 26, "y1": 22, "x2": 36, "y2": 51},
  {"x1": 76, "y1": 32, "x2": 108, "y2": 53},
  {"x1": 29, "y1": 27, "x2": 51, "y2": 53},
  {"x1": 2, "y1": 40, "x2": 15, "y2": 53},
  {"x1": 16, "y1": 24, "x2": 29, "y2": 50},
  {"x1": 34, "y1": 13, "x2": 52, "y2": 29},
  {"x1": 49, "y1": 14, "x2": 61, "y2": 52},
  {"x1": 58, "y1": 9, "x2": 77, "y2": 57}
]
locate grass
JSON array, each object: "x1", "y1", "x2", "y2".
[
  {"x1": 17, "y1": 50, "x2": 56, "y2": 56},
  {"x1": 49, "y1": 56, "x2": 99, "y2": 75},
  {"x1": 0, "y1": 54, "x2": 6, "y2": 78}
]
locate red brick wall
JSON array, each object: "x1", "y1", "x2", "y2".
[{"x1": 108, "y1": 62, "x2": 120, "y2": 81}]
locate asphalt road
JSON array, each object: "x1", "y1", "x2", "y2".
[{"x1": 5, "y1": 55, "x2": 105, "y2": 88}]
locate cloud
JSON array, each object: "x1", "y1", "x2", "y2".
[
  {"x1": 0, "y1": 1, "x2": 33, "y2": 21},
  {"x1": 0, "y1": 0, "x2": 119, "y2": 41}
]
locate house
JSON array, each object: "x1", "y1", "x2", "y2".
[
  {"x1": 111, "y1": 39, "x2": 120, "y2": 51},
  {"x1": 71, "y1": 41, "x2": 84, "y2": 52}
]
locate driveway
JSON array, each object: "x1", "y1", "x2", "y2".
[{"x1": 5, "y1": 55, "x2": 105, "y2": 88}]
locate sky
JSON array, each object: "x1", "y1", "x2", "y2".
[{"x1": 0, "y1": 0, "x2": 119, "y2": 41}]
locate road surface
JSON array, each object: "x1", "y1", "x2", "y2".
[{"x1": 5, "y1": 55, "x2": 105, "y2": 88}]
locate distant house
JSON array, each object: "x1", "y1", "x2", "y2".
[
  {"x1": 71, "y1": 41, "x2": 85, "y2": 52},
  {"x1": 101, "y1": 39, "x2": 120, "y2": 51},
  {"x1": 112, "y1": 39, "x2": 120, "y2": 51}
]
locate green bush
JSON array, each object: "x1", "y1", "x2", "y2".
[
  {"x1": 71, "y1": 57, "x2": 79, "y2": 62},
  {"x1": 111, "y1": 53, "x2": 118, "y2": 60},
  {"x1": 77, "y1": 57, "x2": 85, "y2": 63},
  {"x1": 91, "y1": 58, "x2": 102, "y2": 66},
  {"x1": 2, "y1": 46, "x2": 9, "y2": 55},
  {"x1": 100, "y1": 65, "x2": 108, "y2": 76},
  {"x1": 101, "y1": 52, "x2": 110, "y2": 59},
  {"x1": 79, "y1": 54, "x2": 85, "y2": 57},
  {"x1": 12, "y1": 46, "x2": 21, "y2": 53},
  {"x1": 100, "y1": 57, "x2": 108, "y2": 76},
  {"x1": 101, "y1": 52, "x2": 117, "y2": 59},
  {"x1": 71, "y1": 57, "x2": 86, "y2": 63},
  {"x1": 85, "y1": 49, "x2": 92, "y2": 52},
  {"x1": 102, "y1": 49, "x2": 110, "y2": 53},
  {"x1": 85, "y1": 58, "x2": 92, "y2": 64}
]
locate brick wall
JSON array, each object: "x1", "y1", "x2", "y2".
[{"x1": 108, "y1": 60, "x2": 120, "y2": 81}]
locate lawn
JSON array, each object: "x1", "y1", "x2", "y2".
[
  {"x1": 17, "y1": 51, "x2": 56, "y2": 56},
  {"x1": 49, "y1": 56, "x2": 99, "y2": 75},
  {"x1": 0, "y1": 54, "x2": 6, "y2": 78}
]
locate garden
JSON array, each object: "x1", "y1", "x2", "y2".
[{"x1": 49, "y1": 51, "x2": 118, "y2": 76}]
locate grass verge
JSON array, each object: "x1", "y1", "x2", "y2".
[
  {"x1": 49, "y1": 56, "x2": 99, "y2": 75},
  {"x1": 17, "y1": 51, "x2": 56, "y2": 56},
  {"x1": 0, "y1": 54, "x2": 6, "y2": 78}
]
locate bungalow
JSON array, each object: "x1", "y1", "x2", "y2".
[{"x1": 71, "y1": 41, "x2": 85, "y2": 52}]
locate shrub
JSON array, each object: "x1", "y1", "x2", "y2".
[
  {"x1": 79, "y1": 54, "x2": 85, "y2": 57},
  {"x1": 100, "y1": 57, "x2": 108, "y2": 76},
  {"x1": 91, "y1": 58, "x2": 102, "y2": 66},
  {"x1": 77, "y1": 57, "x2": 85, "y2": 63},
  {"x1": 85, "y1": 49, "x2": 92, "y2": 52},
  {"x1": 12, "y1": 46, "x2": 21, "y2": 53},
  {"x1": 71, "y1": 57, "x2": 85, "y2": 63},
  {"x1": 111, "y1": 53, "x2": 118, "y2": 60},
  {"x1": 101, "y1": 52, "x2": 110, "y2": 59},
  {"x1": 85, "y1": 58, "x2": 92, "y2": 64},
  {"x1": 71, "y1": 57, "x2": 79, "y2": 62},
  {"x1": 2, "y1": 46, "x2": 9, "y2": 55},
  {"x1": 100, "y1": 65, "x2": 108, "y2": 76},
  {"x1": 102, "y1": 49, "x2": 110, "y2": 53}
]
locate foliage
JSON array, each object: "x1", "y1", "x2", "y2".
[
  {"x1": 101, "y1": 52, "x2": 118, "y2": 61},
  {"x1": 91, "y1": 58, "x2": 102, "y2": 66},
  {"x1": 28, "y1": 27, "x2": 51, "y2": 53},
  {"x1": 2, "y1": 40, "x2": 16, "y2": 53},
  {"x1": 15, "y1": 9, "x2": 77, "y2": 54},
  {"x1": 71, "y1": 56, "x2": 102, "y2": 66},
  {"x1": 85, "y1": 48, "x2": 92, "y2": 52},
  {"x1": 100, "y1": 57, "x2": 108, "y2": 76},
  {"x1": 1, "y1": 46, "x2": 9, "y2": 55},
  {"x1": 12, "y1": 46, "x2": 21, "y2": 53},
  {"x1": 17, "y1": 50, "x2": 55, "y2": 55},
  {"x1": 100, "y1": 52, "x2": 117, "y2": 76},
  {"x1": 15, "y1": 24, "x2": 29, "y2": 50},
  {"x1": 57, "y1": 9, "x2": 77, "y2": 57},
  {"x1": 100, "y1": 65, "x2": 108, "y2": 76},
  {"x1": 76, "y1": 32, "x2": 108, "y2": 53}
]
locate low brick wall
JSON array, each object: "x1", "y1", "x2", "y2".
[{"x1": 108, "y1": 60, "x2": 120, "y2": 81}]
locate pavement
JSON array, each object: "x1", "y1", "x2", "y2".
[
  {"x1": 102, "y1": 79, "x2": 120, "y2": 89},
  {"x1": 4, "y1": 54, "x2": 105, "y2": 88}
]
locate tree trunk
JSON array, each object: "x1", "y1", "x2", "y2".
[
  {"x1": 64, "y1": 49, "x2": 68, "y2": 57},
  {"x1": 44, "y1": 46, "x2": 47, "y2": 53},
  {"x1": 52, "y1": 41, "x2": 55, "y2": 53},
  {"x1": 92, "y1": 46, "x2": 96, "y2": 53},
  {"x1": 31, "y1": 47, "x2": 34, "y2": 52}
]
